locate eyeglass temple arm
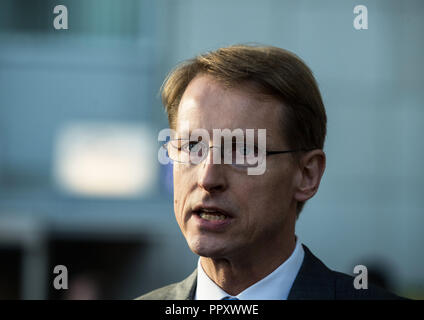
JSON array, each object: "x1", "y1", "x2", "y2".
[{"x1": 266, "y1": 148, "x2": 316, "y2": 155}]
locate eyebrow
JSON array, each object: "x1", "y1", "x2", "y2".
[{"x1": 173, "y1": 130, "x2": 273, "y2": 144}]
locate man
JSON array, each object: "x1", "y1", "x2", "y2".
[{"x1": 138, "y1": 45, "x2": 401, "y2": 300}]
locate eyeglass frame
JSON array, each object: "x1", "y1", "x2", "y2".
[{"x1": 162, "y1": 139, "x2": 317, "y2": 168}]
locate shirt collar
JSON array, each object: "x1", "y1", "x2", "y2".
[{"x1": 194, "y1": 237, "x2": 304, "y2": 300}]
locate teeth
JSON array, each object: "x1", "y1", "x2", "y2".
[{"x1": 199, "y1": 212, "x2": 227, "y2": 221}]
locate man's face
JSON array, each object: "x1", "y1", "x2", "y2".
[{"x1": 173, "y1": 75, "x2": 299, "y2": 260}]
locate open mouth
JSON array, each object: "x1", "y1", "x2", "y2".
[{"x1": 193, "y1": 207, "x2": 231, "y2": 222}]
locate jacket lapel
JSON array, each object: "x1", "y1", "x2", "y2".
[
  {"x1": 173, "y1": 269, "x2": 198, "y2": 300},
  {"x1": 288, "y1": 244, "x2": 335, "y2": 299}
]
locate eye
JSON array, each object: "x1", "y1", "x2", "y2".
[
  {"x1": 234, "y1": 143, "x2": 256, "y2": 156},
  {"x1": 239, "y1": 145, "x2": 251, "y2": 156},
  {"x1": 181, "y1": 141, "x2": 201, "y2": 152}
]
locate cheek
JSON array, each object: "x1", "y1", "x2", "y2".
[
  {"x1": 172, "y1": 166, "x2": 195, "y2": 222},
  {"x1": 244, "y1": 168, "x2": 295, "y2": 208},
  {"x1": 172, "y1": 168, "x2": 184, "y2": 222}
]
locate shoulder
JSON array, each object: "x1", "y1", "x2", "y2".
[
  {"x1": 332, "y1": 270, "x2": 405, "y2": 300},
  {"x1": 135, "y1": 269, "x2": 197, "y2": 300},
  {"x1": 135, "y1": 282, "x2": 181, "y2": 300},
  {"x1": 289, "y1": 245, "x2": 405, "y2": 300}
]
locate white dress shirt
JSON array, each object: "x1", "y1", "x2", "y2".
[{"x1": 194, "y1": 237, "x2": 305, "y2": 300}]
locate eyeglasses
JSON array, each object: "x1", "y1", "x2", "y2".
[{"x1": 162, "y1": 139, "x2": 314, "y2": 169}]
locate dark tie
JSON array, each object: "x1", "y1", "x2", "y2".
[{"x1": 221, "y1": 296, "x2": 239, "y2": 300}]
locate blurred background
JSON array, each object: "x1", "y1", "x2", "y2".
[{"x1": 0, "y1": 0, "x2": 423, "y2": 299}]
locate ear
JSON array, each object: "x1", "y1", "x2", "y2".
[{"x1": 293, "y1": 150, "x2": 326, "y2": 203}]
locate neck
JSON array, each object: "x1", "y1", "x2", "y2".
[{"x1": 200, "y1": 230, "x2": 297, "y2": 296}]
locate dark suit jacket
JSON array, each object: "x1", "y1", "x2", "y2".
[{"x1": 136, "y1": 244, "x2": 403, "y2": 300}]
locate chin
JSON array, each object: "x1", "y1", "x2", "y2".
[{"x1": 186, "y1": 235, "x2": 228, "y2": 258}]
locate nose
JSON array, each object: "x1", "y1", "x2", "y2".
[{"x1": 197, "y1": 148, "x2": 228, "y2": 193}]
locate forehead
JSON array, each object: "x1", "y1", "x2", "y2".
[{"x1": 176, "y1": 75, "x2": 284, "y2": 140}]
